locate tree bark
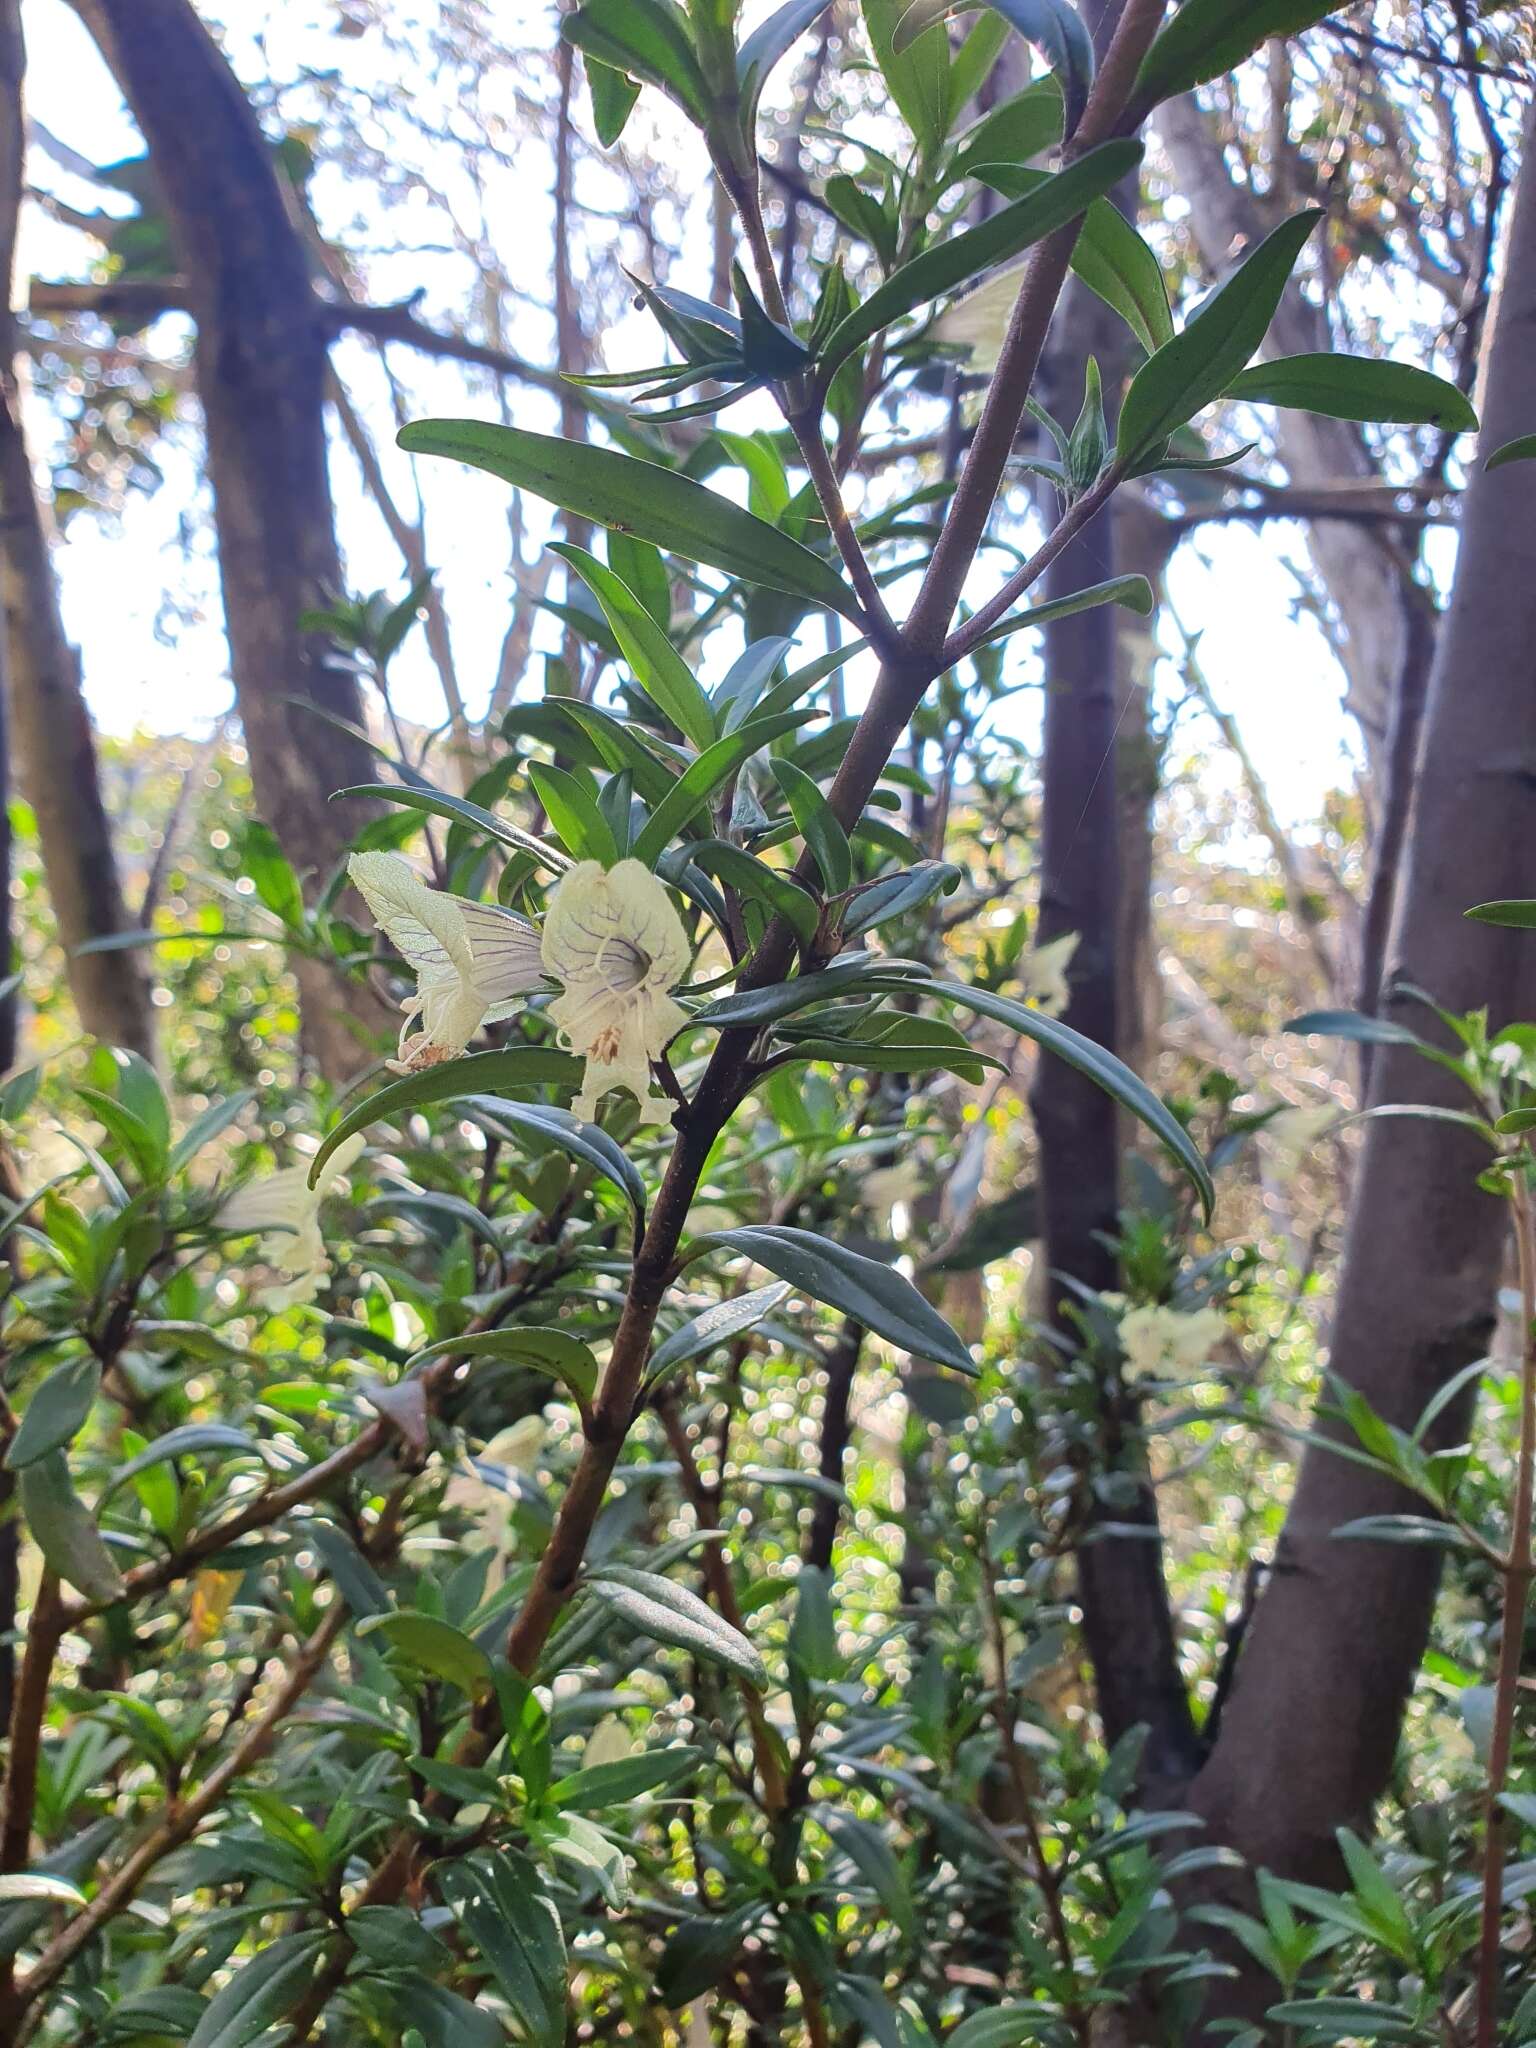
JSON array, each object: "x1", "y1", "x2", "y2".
[
  {"x1": 68, "y1": 0, "x2": 385, "y2": 1076},
  {"x1": 0, "y1": 0, "x2": 152, "y2": 1058},
  {"x1": 1155, "y1": 92, "x2": 1406, "y2": 769},
  {"x1": 1030, "y1": 69, "x2": 1204, "y2": 1789},
  {"x1": 1186, "y1": 105, "x2": 1536, "y2": 2025}
]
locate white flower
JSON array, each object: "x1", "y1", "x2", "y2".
[
  {"x1": 541, "y1": 860, "x2": 690, "y2": 1125},
  {"x1": 1118, "y1": 1304, "x2": 1176, "y2": 1377},
  {"x1": 1020, "y1": 931, "x2": 1079, "y2": 1017},
  {"x1": 930, "y1": 262, "x2": 1028, "y2": 373},
  {"x1": 348, "y1": 851, "x2": 546, "y2": 1071},
  {"x1": 1118, "y1": 1302, "x2": 1227, "y2": 1379},
  {"x1": 217, "y1": 1134, "x2": 365, "y2": 1310},
  {"x1": 1167, "y1": 1306, "x2": 1228, "y2": 1372}
]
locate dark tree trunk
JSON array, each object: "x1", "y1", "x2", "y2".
[
  {"x1": 1029, "y1": 13, "x2": 1204, "y2": 1791},
  {"x1": 0, "y1": 0, "x2": 152, "y2": 1059},
  {"x1": 1185, "y1": 106, "x2": 1536, "y2": 2027},
  {"x1": 70, "y1": 0, "x2": 386, "y2": 1075}
]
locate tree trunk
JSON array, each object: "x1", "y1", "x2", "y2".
[
  {"x1": 1185, "y1": 106, "x2": 1536, "y2": 2026},
  {"x1": 1155, "y1": 92, "x2": 1406, "y2": 770},
  {"x1": 1031, "y1": 141, "x2": 1204, "y2": 1792},
  {"x1": 0, "y1": 0, "x2": 152, "y2": 1058},
  {"x1": 69, "y1": 0, "x2": 386, "y2": 1076}
]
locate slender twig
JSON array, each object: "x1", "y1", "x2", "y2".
[{"x1": 1473, "y1": 1171, "x2": 1536, "y2": 2047}]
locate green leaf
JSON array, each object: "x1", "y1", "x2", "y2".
[
  {"x1": 947, "y1": 2005, "x2": 1069, "y2": 2048},
  {"x1": 818, "y1": 140, "x2": 1142, "y2": 378},
  {"x1": 1467, "y1": 898, "x2": 1536, "y2": 927},
  {"x1": 549, "y1": 1745, "x2": 703, "y2": 1809},
  {"x1": 561, "y1": 0, "x2": 709, "y2": 122},
  {"x1": 689, "y1": 840, "x2": 821, "y2": 948},
  {"x1": 583, "y1": 56, "x2": 641, "y2": 146},
  {"x1": 894, "y1": 0, "x2": 1093, "y2": 129},
  {"x1": 691, "y1": 952, "x2": 930, "y2": 1031},
  {"x1": 1117, "y1": 210, "x2": 1323, "y2": 466},
  {"x1": 843, "y1": 862, "x2": 960, "y2": 936},
  {"x1": 1282, "y1": 1008, "x2": 1428, "y2": 1048},
  {"x1": 772, "y1": 758, "x2": 853, "y2": 892},
  {"x1": 306, "y1": 1519, "x2": 392, "y2": 1618},
  {"x1": 1263, "y1": 2000, "x2": 1422, "y2": 2043},
  {"x1": 398, "y1": 420, "x2": 862, "y2": 620},
  {"x1": 437, "y1": 1849, "x2": 568, "y2": 2048},
  {"x1": 19, "y1": 1454, "x2": 123, "y2": 1605},
  {"x1": 965, "y1": 573, "x2": 1154, "y2": 654},
  {"x1": 1487, "y1": 433, "x2": 1536, "y2": 471},
  {"x1": 630, "y1": 708, "x2": 820, "y2": 868},
  {"x1": 589, "y1": 1562, "x2": 768, "y2": 1683},
  {"x1": 336, "y1": 782, "x2": 572, "y2": 874},
  {"x1": 413, "y1": 1327, "x2": 599, "y2": 1405},
  {"x1": 168, "y1": 1090, "x2": 257, "y2": 1174},
  {"x1": 239, "y1": 820, "x2": 306, "y2": 929},
  {"x1": 528, "y1": 763, "x2": 620, "y2": 865},
  {"x1": 656, "y1": 1905, "x2": 765, "y2": 2006},
  {"x1": 308, "y1": 1049, "x2": 582, "y2": 1188},
  {"x1": 946, "y1": 78, "x2": 1063, "y2": 187},
  {"x1": 824, "y1": 1812, "x2": 913, "y2": 1937},
  {"x1": 100, "y1": 1423, "x2": 258, "y2": 1505},
  {"x1": 920, "y1": 982, "x2": 1214, "y2": 1219},
  {"x1": 700, "y1": 1223, "x2": 974, "y2": 1374},
  {"x1": 1071, "y1": 195, "x2": 1172, "y2": 355},
  {"x1": 647, "y1": 1281, "x2": 793, "y2": 1386},
  {"x1": 1134, "y1": 2, "x2": 1334, "y2": 108},
  {"x1": 461, "y1": 1098, "x2": 647, "y2": 1222},
  {"x1": 553, "y1": 545, "x2": 716, "y2": 749},
  {"x1": 863, "y1": 0, "x2": 951, "y2": 156},
  {"x1": 7, "y1": 1355, "x2": 101, "y2": 1470},
  {"x1": 1226, "y1": 354, "x2": 1476, "y2": 432},
  {"x1": 357, "y1": 1611, "x2": 495, "y2": 1696},
  {"x1": 186, "y1": 1932, "x2": 331, "y2": 2048},
  {"x1": 74, "y1": 1088, "x2": 164, "y2": 1184},
  {"x1": 739, "y1": 0, "x2": 836, "y2": 123}
]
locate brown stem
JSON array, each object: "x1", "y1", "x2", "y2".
[
  {"x1": 657, "y1": 1392, "x2": 788, "y2": 1810},
  {"x1": 1473, "y1": 1174, "x2": 1536, "y2": 2047},
  {"x1": 804, "y1": 1318, "x2": 862, "y2": 1575}
]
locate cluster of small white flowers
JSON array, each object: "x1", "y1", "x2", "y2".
[{"x1": 1116, "y1": 1302, "x2": 1228, "y2": 1379}]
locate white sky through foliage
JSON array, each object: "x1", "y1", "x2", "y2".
[{"x1": 15, "y1": 0, "x2": 1463, "y2": 832}]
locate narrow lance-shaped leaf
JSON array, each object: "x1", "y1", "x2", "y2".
[
  {"x1": 894, "y1": 0, "x2": 1094, "y2": 129},
  {"x1": 309, "y1": 1050, "x2": 582, "y2": 1188},
  {"x1": 560, "y1": 0, "x2": 710, "y2": 122},
  {"x1": 1225, "y1": 355, "x2": 1477, "y2": 432},
  {"x1": 1133, "y1": 1, "x2": 1335, "y2": 109},
  {"x1": 552, "y1": 545, "x2": 716, "y2": 749},
  {"x1": 699, "y1": 1223, "x2": 975, "y2": 1374},
  {"x1": 588, "y1": 1562, "x2": 768, "y2": 1683},
  {"x1": 584, "y1": 56, "x2": 641, "y2": 147},
  {"x1": 917, "y1": 982, "x2": 1215, "y2": 1219},
  {"x1": 817, "y1": 140, "x2": 1143, "y2": 379},
  {"x1": 1117, "y1": 209, "x2": 1323, "y2": 467},
  {"x1": 398, "y1": 420, "x2": 863, "y2": 621}
]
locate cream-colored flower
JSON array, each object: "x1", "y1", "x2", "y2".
[
  {"x1": 1167, "y1": 1306, "x2": 1228, "y2": 1372},
  {"x1": 217, "y1": 1134, "x2": 365, "y2": 1309},
  {"x1": 1118, "y1": 1302, "x2": 1227, "y2": 1379},
  {"x1": 542, "y1": 860, "x2": 690, "y2": 1124},
  {"x1": 348, "y1": 851, "x2": 546, "y2": 1071},
  {"x1": 930, "y1": 262, "x2": 1027, "y2": 373},
  {"x1": 1020, "y1": 931, "x2": 1079, "y2": 1017}
]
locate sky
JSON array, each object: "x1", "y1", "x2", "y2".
[{"x1": 11, "y1": 0, "x2": 1411, "y2": 831}]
